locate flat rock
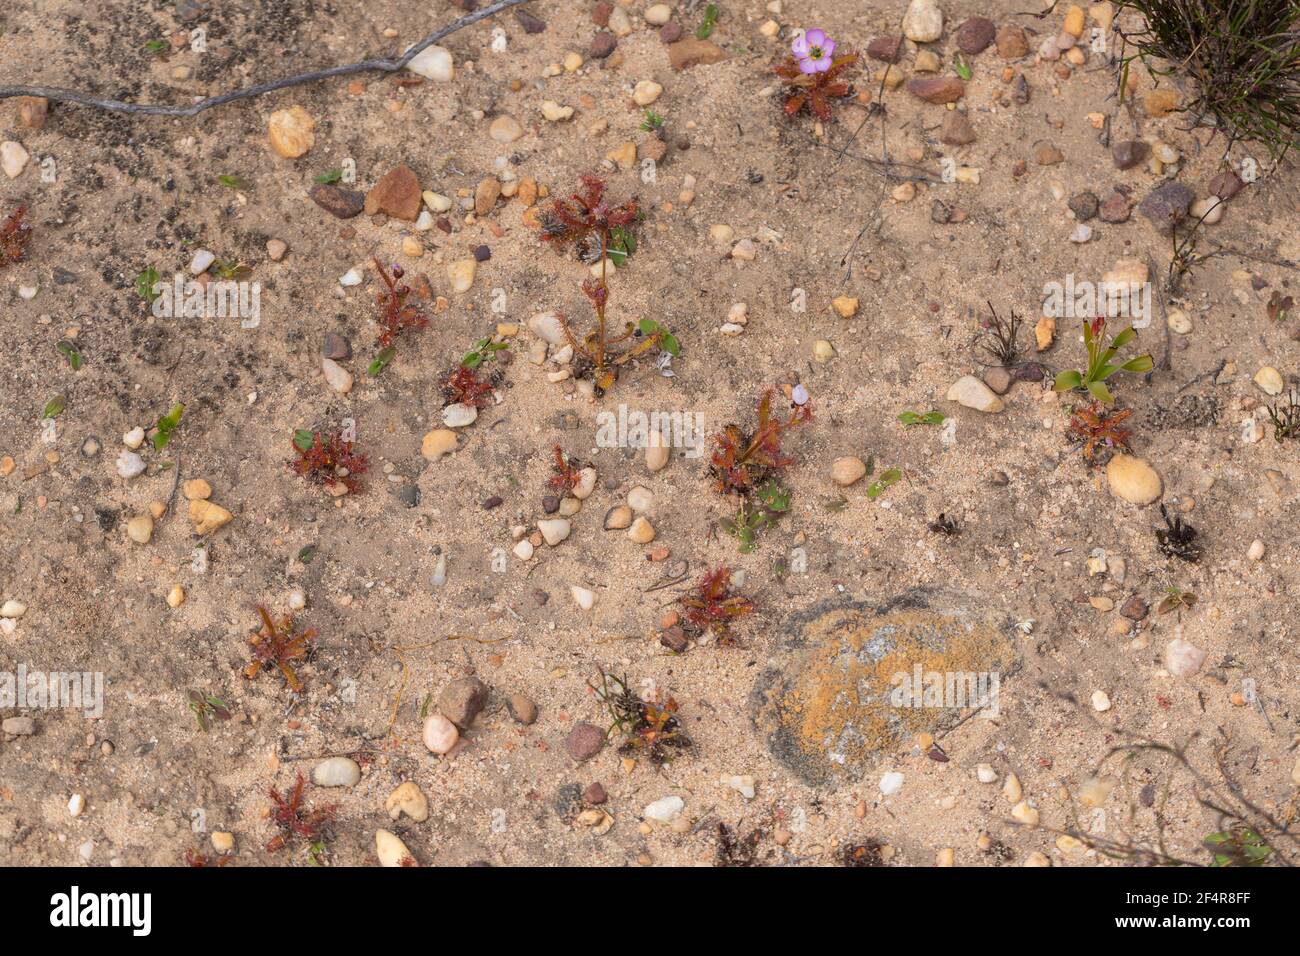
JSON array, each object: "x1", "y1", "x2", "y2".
[
  {"x1": 996, "y1": 25, "x2": 1029, "y2": 57},
  {"x1": 1098, "y1": 190, "x2": 1131, "y2": 223},
  {"x1": 902, "y1": 0, "x2": 944, "y2": 42},
  {"x1": 906, "y1": 76, "x2": 965, "y2": 104},
  {"x1": 405, "y1": 44, "x2": 453, "y2": 81},
  {"x1": 565, "y1": 722, "x2": 605, "y2": 761},
  {"x1": 947, "y1": 375, "x2": 1005, "y2": 412},
  {"x1": 365, "y1": 164, "x2": 422, "y2": 221},
  {"x1": 956, "y1": 17, "x2": 996, "y2": 54},
  {"x1": 1209, "y1": 169, "x2": 1244, "y2": 201},
  {"x1": 750, "y1": 594, "x2": 1017, "y2": 786},
  {"x1": 666, "y1": 37, "x2": 728, "y2": 70},
  {"x1": 311, "y1": 756, "x2": 361, "y2": 787},
  {"x1": 939, "y1": 112, "x2": 976, "y2": 145},
  {"x1": 867, "y1": 35, "x2": 904, "y2": 63},
  {"x1": 439, "y1": 676, "x2": 489, "y2": 728},
  {"x1": 1111, "y1": 139, "x2": 1148, "y2": 170},
  {"x1": 1139, "y1": 181, "x2": 1194, "y2": 235},
  {"x1": 309, "y1": 184, "x2": 365, "y2": 219}
]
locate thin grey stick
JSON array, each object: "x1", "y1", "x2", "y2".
[{"x1": 0, "y1": 0, "x2": 532, "y2": 117}]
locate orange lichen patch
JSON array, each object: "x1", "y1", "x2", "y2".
[{"x1": 752, "y1": 599, "x2": 1016, "y2": 785}]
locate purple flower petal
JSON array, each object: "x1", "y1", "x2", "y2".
[
  {"x1": 805, "y1": 55, "x2": 833, "y2": 73},
  {"x1": 791, "y1": 34, "x2": 810, "y2": 57},
  {"x1": 797, "y1": 56, "x2": 818, "y2": 74},
  {"x1": 822, "y1": 38, "x2": 837, "y2": 58},
  {"x1": 805, "y1": 28, "x2": 828, "y2": 48}
]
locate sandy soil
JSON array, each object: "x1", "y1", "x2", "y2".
[{"x1": 0, "y1": 0, "x2": 1296, "y2": 867}]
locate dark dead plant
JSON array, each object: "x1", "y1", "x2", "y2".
[
  {"x1": 975, "y1": 301, "x2": 1023, "y2": 367},
  {"x1": 1266, "y1": 389, "x2": 1300, "y2": 441},
  {"x1": 588, "y1": 671, "x2": 691, "y2": 766},
  {"x1": 1155, "y1": 504, "x2": 1202, "y2": 563}
]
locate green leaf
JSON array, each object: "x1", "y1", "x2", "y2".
[
  {"x1": 56, "y1": 341, "x2": 83, "y2": 371},
  {"x1": 1110, "y1": 327, "x2": 1136, "y2": 349},
  {"x1": 297, "y1": 545, "x2": 317, "y2": 563},
  {"x1": 42, "y1": 395, "x2": 66, "y2": 419},
  {"x1": 1086, "y1": 379, "x2": 1115, "y2": 403},
  {"x1": 953, "y1": 53, "x2": 971, "y2": 81},
  {"x1": 293, "y1": 429, "x2": 315, "y2": 452},
  {"x1": 462, "y1": 351, "x2": 483, "y2": 369},
  {"x1": 758, "y1": 480, "x2": 792, "y2": 513},
  {"x1": 144, "y1": 39, "x2": 169, "y2": 54},
  {"x1": 136, "y1": 267, "x2": 161, "y2": 303},
  {"x1": 1122, "y1": 354, "x2": 1154, "y2": 373},
  {"x1": 369, "y1": 346, "x2": 397, "y2": 375},
  {"x1": 314, "y1": 169, "x2": 343, "y2": 185},
  {"x1": 660, "y1": 333, "x2": 681, "y2": 356},
  {"x1": 637, "y1": 318, "x2": 659, "y2": 335},
  {"x1": 153, "y1": 403, "x2": 185, "y2": 450},
  {"x1": 217, "y1": 174, "x2": 243, "y2": 189},
  {"x1": 898, "y1": 410, "x2": 945, "y2": 426},
  {"x1": 880, "y1": 468, "x2": 902, "y2": 485},
  {"x1": 696, "y1": 3, "x2": 720, "y2": 38},
  {"x1": 1053, "y1": 370, "x2": 1083, "y2": 391}
]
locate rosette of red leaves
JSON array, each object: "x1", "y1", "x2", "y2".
[
  {"x1": 266, "y1": 772, "x2": 335, "y2": 853},
  {"x1": 710, "y1": 388, "x2": 813, "y2": 496},
  {"x1": 291, "y1": 429, "x2": 369, "y2": 495},
  {"x1": 539, "y1": 173, "x2": 638, "y2": 252},
  {"x1": 0, "y1": 205, "x2": 33, "y2": 268},
  {"x1": 1066, "y1": 400, "x2": 1134, "y2": 462},
  {"x1": 775, "y1": 51, "x2": 859, "y2": 121},
  {"x1": 440, "y1": 364, "x2": 497, "y2": 408},
  {"x1": 680, "y1": 567, "x2": 755, "y2": 645},
  {"x1": 244, "y1": 605, "x2": 317, "y2": 694}
]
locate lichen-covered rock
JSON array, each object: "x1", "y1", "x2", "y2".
[{"x1": 750, "y1": 594, "x2": 1017, "y2": 786}]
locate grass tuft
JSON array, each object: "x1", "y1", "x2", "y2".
[{"x1": 1116, "y1": 1, "x2": 1300, "y2": 158}]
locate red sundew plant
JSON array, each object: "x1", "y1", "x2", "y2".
[
  {"x1": 538, "y1": 174, "x2": 676, "y2": 394},
  {"x1": 711, "y1": 387, "x2": 812, "y2": 551},
  {"x1": 370, "y1": 258, "x2": 428, "y2": 372},
  {"x1": 244, "y1": 605, "x2": 317, "y2": 694},
  {"x1": 0, "y1": 205, "x2": 33, "y2": 268},
  {"x1": 774, "y1": 29, "x2": 859, "y2": 121},
  {"x1": 710, "y1": 387, "x2": 813, "y2": 497},
  {"x1": 265, "y1": 773, "x2": 335, "y2": 853},
  {"x1": 440, "y1": 364, "x2": 498, "y2": 409},
  {"x1": 291, "y1": 428, "x2": 369, "y2": 495},
  {"x1": 1066, "y1": 400, "x2": 1134, "y2": 462},
  {"x1": 440, "y1": 336, "x2": 509, "y2": 409},
  {"x1": 547, "y1": 444, "x2": 584, "y2": 493},
  {"x1": 679, "y1": 567, "x2": 755, "y2": 646}
]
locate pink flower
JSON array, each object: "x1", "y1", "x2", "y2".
[{"x1": 792, "y1": 28, "x2": 836, "y2": 74}]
